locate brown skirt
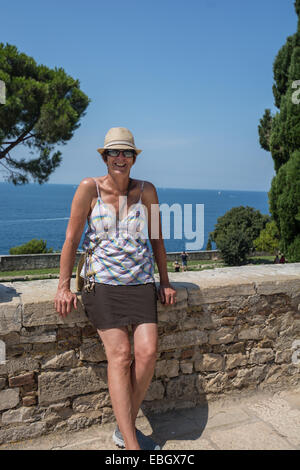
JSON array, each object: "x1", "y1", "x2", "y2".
[{"x1": 81, "y1": 282, "x2": 158, "y2": 330}]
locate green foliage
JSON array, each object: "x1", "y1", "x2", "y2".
[
  {"x1": 272, "y1": 36, "x2": 295, "y2": 109},
  {"x1": 269, "y1": 111, "x2": 290, "y2": 172},
  {"x1": 286, "y1": 234, "x2": 300, "y2": 262},
  {"x1": 206, "y1": 235, "x2": 212, "y2": 251},
  {"x1": 268, "y1": 150, "x2": 300, "y2": 260},
  {"x1": 253, "y1": 219, "x2": 280, "y2": 254},
  {"x1": 9, "y1": 238, "x2": 53, "y2": 254},
  {"x1": 209, "y1": 206, "x2": 270, "y2": 266},
  {"x1": 296, "y1": 0, "x2": 300, "y2": 27},
  {"x1": 258, "y1": 109, "x2": 273, "y2": 152},
  {"x1": 259, "y1": 7, "x2": 300, "y2": 171},
  {"x1": 215, "y1": 227, "x2": 251, "y2": 266},
  {"x1": 258, "y1": 1, "x2": 300, "y2": 261},
  {"x1": 0, "y1": 43, "x2": 90, "y2": 185}
]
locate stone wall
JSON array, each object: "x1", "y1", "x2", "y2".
[
  {"x1": 0, "y1": 250, "x2": 223, "y2": 272},
  {"x1": 0, "y1": 263, "x2": 299, "y2": 444},
  {"x1": 0, "y1": 253, "x2": 83, "y2": 272}
]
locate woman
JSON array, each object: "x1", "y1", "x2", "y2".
[{"x1": 54, "y1": 127, "x2": 177, "y2": 450}]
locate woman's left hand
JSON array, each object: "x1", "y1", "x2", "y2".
[{"x1": 158, "y1": 283, "x2": 177, "y2": 305}]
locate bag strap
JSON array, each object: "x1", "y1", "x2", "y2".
[{"x1": 82, "y1": 179, "x2": 103, "y2": 292}]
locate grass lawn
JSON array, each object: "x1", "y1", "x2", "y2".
[{"x1": 0, "y1": 255, "x2": 276, "y2": 279}]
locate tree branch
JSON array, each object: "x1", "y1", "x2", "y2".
[{"x1": 0, "y1": 125, "x2": 35, "y2": 159}]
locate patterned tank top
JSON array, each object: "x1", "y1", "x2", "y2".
[{"x1": 80, "y1": 178, "x2": 155, "y2": 285}]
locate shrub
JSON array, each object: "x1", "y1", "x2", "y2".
[{"x1": 9, "y1": 239, "x2": 53, "y2": 254}]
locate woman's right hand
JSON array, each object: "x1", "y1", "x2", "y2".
[{"x1": 54, "y1": 288, "x2": 78, "y2": 318}]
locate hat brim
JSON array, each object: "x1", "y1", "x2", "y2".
[{"x1": 97, "y1": 145, "x2": 142, "y2": 156}]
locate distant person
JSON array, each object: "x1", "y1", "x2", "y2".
[
  {"x1": 279, "y1": 254, "x2": 286, "y2": 264},
  {"x1": 274, "y1": 254, "x2": 280, "y2": 264},
  {"x1": 181, "y1": 251, "x2": 189, "y2": 272},
  {"x1": 173, "y1": 260, "x2": 180, "y2": 272}
]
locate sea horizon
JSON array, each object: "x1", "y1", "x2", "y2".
[
  {"x1": 0, "y1": 182, "x2": 270, "y2": 255},
  {"x1": 0, "y1": 181, "x2": 269, "y2": 193}
]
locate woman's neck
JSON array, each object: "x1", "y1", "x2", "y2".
[{"x1": 106, "y1": 173, "x2": 131, "y2": 195}]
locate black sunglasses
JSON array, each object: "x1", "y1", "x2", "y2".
[{"x1": 106, "y1": 149, "x2": 136, "y2": 158}]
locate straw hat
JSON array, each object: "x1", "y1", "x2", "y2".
[{"x1": 97, "y1": 127, "x2": 142, "y2": 156}]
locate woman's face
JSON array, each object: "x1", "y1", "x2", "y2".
[{"x1": 103, "y1": 150, "x2": 136, "y2": 175}]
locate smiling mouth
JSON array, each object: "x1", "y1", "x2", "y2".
[{"x1": 114, "y1": 163, "x2": 126, "y2": 168}]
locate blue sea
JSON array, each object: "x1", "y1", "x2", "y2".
[{"x1": 0, "y1": 182, "x2": 270, "y2": 255}]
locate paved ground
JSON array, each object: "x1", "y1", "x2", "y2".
[{"x1": 1, "y1": 385, "x2": 300, "y2": 450}]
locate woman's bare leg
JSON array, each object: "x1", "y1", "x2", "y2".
[
  {"x1": 130, "y1": 323, "x2": 158, "y2": 423},
  {"x1": 97, "y1": 326, "x2": 140, "y2": 450}
]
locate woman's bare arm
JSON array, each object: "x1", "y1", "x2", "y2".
[
  {"x1": 54, "y1": 178, "x2": 95, "y2": 316},
  {"x1": 142, "y1": 181, "x2": 177, "y2": 305}
]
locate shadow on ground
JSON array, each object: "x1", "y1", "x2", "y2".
[{"x1": 140, "y1": 399, "x2": 209, "y2": 449}]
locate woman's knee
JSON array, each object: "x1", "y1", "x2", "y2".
[
  {"x1": 135, "y1": 342, "x2": 157, "y2": 363},
  {"x1": 107, "y1": 344, "x2": 132, "y2": 367}
]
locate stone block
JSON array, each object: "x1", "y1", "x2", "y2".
[
  {"x1": 209, "y1": 327, "x2": 235, "y2": 345},
  {"x1": 0, "y1": 332, "x2": 20, "y2": 346},
  {"x1": 238, "y1": 327, "x2": 262, "y2": 340},
  {"x1": 144, "y1": 380, "x2": 165, "y2": 401},
  {"x1": 9, "y1": 372, "x2": 35, "y2": 387},
  {"x1": 225, "y1": 353, "x2": 248, "y2": 370},
  {"x1": 180, "y1": 349, "x2": 194, "y2": 360},
  {"x1": 56, "y1": 326, "x2": 81, "y2": 341},
  {"x1": 23, "y1": 300, "x2": 87, "y2": 327},
  {"x1": 187, "y1": 282, "x2": 256, "y2": 306},
  {"x1": 155, "y1": 359, "x2": 179, "y2": 378},
  {"x1": 275, "y1": 350, "x2": 292, "y2": 364},
  {"x1": 42, "y1": 351, "x2": 78, "y2": 369},
  {"x1": 0, "y1": 284, "x2": 22, "y2": 334},
  {"x1": 20, "y1": 329, "x2": 56, "y2": 344},
  {"x1": 1, "y1": 406, "x2": 35, "y2": 424},
  {"x1": 198, "y1": 371, "x2": 228, "y2": 393},
  {"x1": 0, "y1": 422, "x2": 46, "y2": 445},
  {"x1": 38, "y1": 365, "x2": 108, "y2": 405},
  {"x1": 180, "y1": 361, "x2": 193, "y2": 374},
  {"x1": 166, "y1": 374, "x2": 196, "y2": 400},
  {"x1": 159, "y1": 330, "x2": 207, "y2": 352},
  {"x1": 159, "y1": 309, "x2": 187, "y2": 326},
  {"x1": 231, "y1": 366, "x2": 267, "y2": 388},
  {"x1": 249, "y1": 348, "x2": 275, "y2": 365},
  {"x1": 255, "y1": 278, "x2": 300, "y2": 297},
  {"x1": 72, "y1": 392, "x2": 111, "y2": 412},
  {"x1": 0, "y1": 388, "x2": 20, "y2": 411},
  {"x1": 195, "y1": 353, "x2": 224, "y2": 371},
  {"x1": 66, "y1": 411, "x2": 102, "y2": 432},
  {"x1": 79, "y1": 339, "x2": 106, "y2": 362},
  {"x1": 22, "y1": 392, "x2": 37, "y2": 407},
  {"x1": 0, "y1": 377, "x2": 6, "y2": 390},
  {"x1": 101, "y1": 406, "x2": 114, "y2": 424}
]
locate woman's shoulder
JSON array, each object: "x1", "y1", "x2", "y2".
[
  {"x1": 79, "y1": 176, "x2": 106, "y2": 192},
  {"x1": 134, "y1": 179, "x2": 156, "y2": 190},
  {"x1": 137, "y1": 180, "x2": 158, "y2": 205},
  {"x1": 79, "y1": 176, "x2": 105, "y2": 185},
  {"x1": 76, "y1": 177, "x2": 106, "y2": 200}
]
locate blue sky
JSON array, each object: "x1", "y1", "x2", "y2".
[{"x1": 1, "y1": 0, "x2": 298, "y2": 190}]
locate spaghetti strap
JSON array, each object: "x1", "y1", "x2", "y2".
[
  {"x1": 93, "y1": 178, "x2": 101, "y2": 199},
  {"x1": 139, "y1": 180, "x2": 144, "y2": 202}
]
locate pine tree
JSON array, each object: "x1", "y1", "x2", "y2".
[{"x1": 0, "y1": 43, "x2": 90, "y2": 184}]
